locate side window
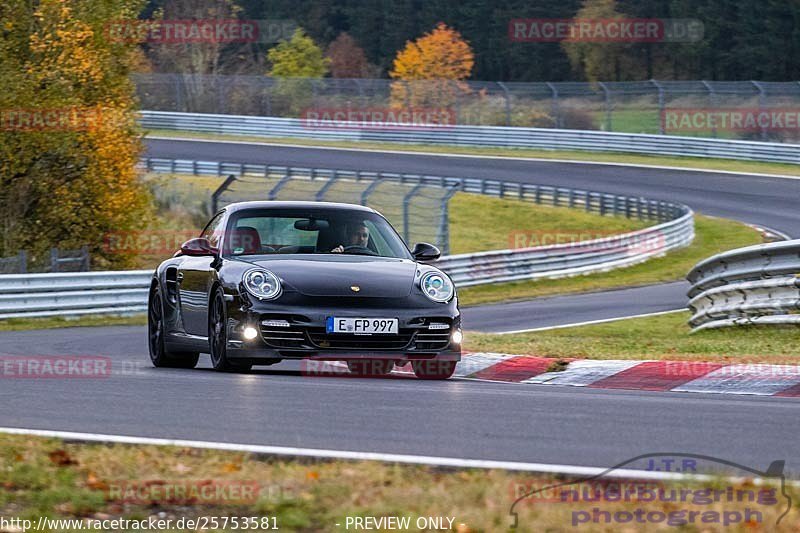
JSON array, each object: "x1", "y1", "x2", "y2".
[
  {"x1": 200, "y1": 212, "x2": 225, "y2": 248},
  {"x1": 363, "y1": 220, "x2": 391, "y2": 255}
]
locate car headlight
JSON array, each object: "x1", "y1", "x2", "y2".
[
  {"x1": 243, "y1": 269, "x2": 282, "y2": 300},
  {"x1": 420, "y1": 271, "x2": 454, "y2": 303}
]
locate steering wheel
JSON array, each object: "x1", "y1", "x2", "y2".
[{"x1": 342, "y1": 245, "x2": 378, "y2": 256}]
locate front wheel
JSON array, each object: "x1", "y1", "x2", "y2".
[
  {"x1": 148, "y1": 286, "x2": 199, "y2": 369},
  {"x1": 208, "y1": 287, "x2": 252, "y2": 373},
  {"x1": 412, "y1": 360, "x2": 457, "y2": 380}
]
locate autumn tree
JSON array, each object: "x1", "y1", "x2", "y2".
[
  {"x1": 267, "y1": 28, "x2": 330, "y2": 77},
  {"x1": 0, "y1": 0, "x2": 153, "y2": 269},
  {"x1": 266, "y1": 28, "x2": 329, "y2": 115},
  {"x1": 326, "y1": 33, "x2": 373, "y2": 78},
  {"x1": 561, "y1": 0, "x2": 643, "y2": 82},
  {"x1": 389, "y1": 23, "x2": 474, "y2": 107}
]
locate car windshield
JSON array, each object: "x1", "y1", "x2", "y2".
[{"x1": 222, "y1": 208, "x2": 412, "y2": 259}]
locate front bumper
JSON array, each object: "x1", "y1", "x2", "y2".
[{"x1": 224, "y1": 293, "x2": 462, "y2": 362}]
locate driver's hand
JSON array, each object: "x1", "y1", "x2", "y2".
[{"x1": 331, "y1": 245, "x2": 344, "y2": 253}]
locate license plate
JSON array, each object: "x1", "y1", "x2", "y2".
[{"x1": 326, "y1": 317, "x2": 398, "y2": 335}]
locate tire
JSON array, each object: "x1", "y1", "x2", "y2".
[
  {"x1": 347, "y1": 359, "x2": 395, "y2": 377},
  {"x1": 148, "y1": 286, "x2": 199, "y2": 369},
  {"x1": 208, "y1": 287, "x2": 252, "y2": 373},
  {"x1": 412, "y1": 360, "x2": 457, "y2": 380}
]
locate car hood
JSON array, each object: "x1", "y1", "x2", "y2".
[{"x1": 242, "y1": 256, "x2": 418, "y2": 298}]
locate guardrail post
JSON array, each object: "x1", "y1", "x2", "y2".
[
  {"x1": 546, "y1": 82, "x2": 560, "y2": 128},
  {"x1": 497, "y1": 81, "x2": 511, "y2": 126},
  {"x1": 402, "y1": 183, "x2": 425, "y2": 243},
  {"x1": 360, "y1": 177, "x2": 382, "y2": 206},
  {"x1": 700, "y1": 80, "x2": 717, "y2": 138},
  {"x1": 437, "y1": 186, "x2": 459, "y2": 255},
  {"x1": 268, "y1": 168, "x2": 293, "y2": 200},
  {"x1": 212, "y1": 174, "x2": 238, "y2": 213},
  {"x1": 752, "y1": 81, "x2": 767, "y2": 141},
  {"x1": 315, "y1": 170, "x2": 339, "y2": 201},
  {"x1": 651, "y1": 79, "x2": 665, "y2": 134},
  {"x1": 18, "y1": 250, "x2": 26, "y2": 274},
  {"x1": 50, "y1": 248, "x2": 59, "y2": 273},
  {"x1": 81, "y1": 245, "x2": 90, "y2": 271},
  {"x1": 598, "y1": 82, "x2": 612, "y2": 131}
]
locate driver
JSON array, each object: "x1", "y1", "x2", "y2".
[{"x1": 331, "y1": 222, "x2": 369, "y2": 253}]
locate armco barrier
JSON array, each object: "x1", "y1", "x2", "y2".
[
  {"x1": 0, "y1": 169, "x2": 694, "y2": 319},
  {"x1": 0, "y1": 271, "x2": 151, "y2": 319},
  {"x1": 140, "y1": 111, "x2": 800, "y2": 164},
  {"x1": 687, "y1": 240, "x2": 800, "y2": 331}
]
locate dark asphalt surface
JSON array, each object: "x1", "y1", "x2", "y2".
[
  {"x1": 463, "y1": 281, "x2": 689, "y2": 332},
  {"x1": 1, "y1": 326, "x2": 799, "y2": 476}
]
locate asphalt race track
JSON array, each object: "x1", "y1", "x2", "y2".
[
  {"x1": 1, "y1": 326, "x2": 799, "y2": 474},
  {"x1": 463, "y1": 281, "x2": 689, "y2": 333},
  {"x1": 1, "y1": 138, "x2": 799, "y2": 477}
]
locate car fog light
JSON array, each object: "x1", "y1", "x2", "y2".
[
  {"x1": 243, "y1": 327, "x2": 258, "y2": 340},
  {"x1": 451, "y1": 330, "x2": 463, "y2": 345}
]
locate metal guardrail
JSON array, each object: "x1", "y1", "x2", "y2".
[
  {"x1": 0, "y1": 271, "x2": 151, "y2": 319},
  {"x1": 140, "y1": 111, "x2": 800, "y2": 164},
  {"x1": 1, "y1": 166, "x2": 693, "y2": 319},
  {"x1": 135, "y1": 74, "x2": 800, "y2": 140},
  {"x1": 441, "y1": 212, "x2": 693, "y2": 287},
  {"x1": 687, "y1": 240, "x2": 800, "y2": 331}
]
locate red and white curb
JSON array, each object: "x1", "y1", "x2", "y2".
[
  {"x1": 301, "y1": 354, "x2": 800, "y2": 396},
  {"x1": 470, "y1": 354, "x2": 800, "y2": 396},
  {"x1": 442, "y1": 354, "x2": 800, "y2": 397}
]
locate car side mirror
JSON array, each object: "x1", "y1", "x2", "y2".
[
  {"x1": 180, "y1": 237, "x2": 218, "y2": 257},
  {"x1": 412, "y1": 242, "x2": 441, "y2": 261}
]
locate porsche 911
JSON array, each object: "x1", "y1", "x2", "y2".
[{"x1": 147, "y1": 201, "x2": 462, "y2": 379}]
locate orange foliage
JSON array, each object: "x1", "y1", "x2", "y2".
[
  {"x1": 389, "y1": 23, "x2": 474, "y2": 107},
  {"x1": 0, "y1": 0, "x2": 153, "y2": 269}
]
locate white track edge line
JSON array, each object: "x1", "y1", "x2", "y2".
[
  {"x1": 493, "y1": 309, "x2": 686, "y2": 335},
  {"x1": 1, "y1": 426, "x2": 788, "y2": 484},
  {"x1": 146, "y1": 135, "x2": 800, "y2": 181}
]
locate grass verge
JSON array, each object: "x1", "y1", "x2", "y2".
[
  {"x1": 148, "y1": 129, "x2": 800, "y2": 177},
  {"x1": 464, "y1": 311, "x2": 800, "y2": 364},
  {"x1": 0, "y1": 433, "x2": 795, "y2": 532},
  {"x1": 448, "y1": 193, "x2": 647, "y2": 254},
  {"x1": 458, "y1": 214, "x2": 762, "y2": 307},
  {"x1": 0, "y1": 315, "x2": 146, "y2": 332}
]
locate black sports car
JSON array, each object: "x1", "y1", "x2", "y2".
[{"x1": 148, "y1": 201, "x2": 462, "y2": 379}]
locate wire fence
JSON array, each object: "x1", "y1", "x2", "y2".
[
  {"x1": 0, "y1": 247, "x2": 90, "y2": 275},
  {"x1": 141, "y1": 157, "x2": 686, "y2": 257},
  {"x1": 134, "y1": 74, "x2": 800, "y2": 142}
]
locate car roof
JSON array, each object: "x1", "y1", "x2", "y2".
[{"x1": 222, "y1": 201, "x2": 378, "y2": 214}]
